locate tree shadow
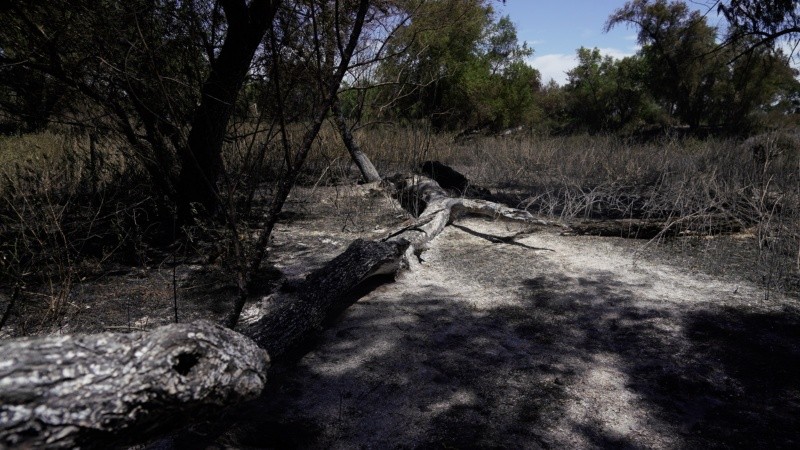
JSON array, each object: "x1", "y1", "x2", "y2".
[
  {"x1": 450, "y1": 223, "x2": 555, "y2": 251},
  {"x1": 665, "y1": 307, "x2": 800, "y2": 448},
  {"x1": 164, "y1": 266, "x2": 800, "y2": 448}
]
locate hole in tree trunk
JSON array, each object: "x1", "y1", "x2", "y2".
[{"x1": 173, "y1": 352, "x2": 201, "y2": 376}]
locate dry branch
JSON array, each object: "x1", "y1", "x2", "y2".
[{"x1": 383, "y1": 174, "x2": 562, "y2": 249}]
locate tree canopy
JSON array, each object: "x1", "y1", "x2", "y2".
[
  {"x1": 370, "y1": 0, "x2": 539, "y2": 131},
  {"x1": 719, "y1": 0, "x2": 800, "y2": 51}
]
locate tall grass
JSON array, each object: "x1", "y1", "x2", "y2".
[
  {"x1": 1, "y1": 125, "x2": 797, "y2": 336},
  {"x1": 249, "y1": 125, "x2": 798, "y2": 289},
  {"x1": 336, "y1": 127, "x2": 798, "y2": 295},
  {"x1": 0, "y1": 131, "x2": 161, "y2": 335},
  {"x1": 351, "y1": 128, "x2": 797, "y2": 227}
]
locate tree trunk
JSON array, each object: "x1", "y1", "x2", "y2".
[
  {"x1": 177, "y1": 0, "x2": 280, "y2": 219},
  {"x1": 0, "y1": 170, "x2": 558, "y2": 449},
  {"x1": 0, "y1": 321, "x2": 268, "y2": 449},
  {"x1": 332, "y1": 98, "x2": 382, "y2": 183},
  {"x1": 244, "y1": 238, "x2": 410, "y2": 357}
]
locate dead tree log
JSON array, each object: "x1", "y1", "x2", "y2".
[
  {"x1": 245, "y1": 173, "x2": 558, "y2": 355},
  {"x1": 244, "y1": 238, "x2": 410, "y2": 357},
  {"x1": 0, "y1": 171, "x2": 556, "y2": 448},
  {"x1": 0, "y1": 321, "x2": 268, "y2": 449},
  {"x1": 419, "y1": 160, "x2": 490, "y2": 198},
  {"x1": 568, "y1": 215, "x2": 748, "y2": 239},
  {"x1": 383, "y1": 174, "x2": 561, "y2": 249}
]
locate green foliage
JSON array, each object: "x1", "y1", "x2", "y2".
[
  {"x1": 2, "y1": 0, "x2": 797, "y2": 143},
  {"x1": 565, "y1": 48, "x2": 649, "y2": 132},
  {"x1": 710, "y1": 41, "x2": 800, "y2": 132},
  {"x1": 608, "y1": 0, "x2": 722, "y2": 129},
  {"x1": 606, "y1": 0, "x2": 799, "y2": 134},
  {"x1": 719, "y1": 0, "x2": 800, "y2": 45},
  {"x1": 374, "y1": 0, "x2": 539, "y2": 131},
  {"x1": 368, "y1": 0, "x2": 798, "y2": 135}
]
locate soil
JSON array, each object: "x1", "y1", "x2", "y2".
[
  {"x1": 4, "y1": 183, "x2": 800, "y2": 448},
  {"x1": 168, "y1": 185, "x2": 798, "y2": 449}
]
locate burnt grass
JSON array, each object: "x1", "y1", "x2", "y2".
[{"x1": 2, "y1": 164, "x2": 799, "y2": 447}]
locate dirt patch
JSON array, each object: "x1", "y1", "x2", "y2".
[{"x1": 161, "y1": 211, "x2": 799, "y2": 448}]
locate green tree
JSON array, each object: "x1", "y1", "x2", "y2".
[
  {"x1": 469, "y1": 15, "x2": 539, "y2": 129},
  {"x1": 533, "y1": 80, "x2": 569, "y2": 132},
  {"x1": 563, "y1": 48, "x2": 651, "y2": 132},
  {"x1": 719, "y1": 0, "x2": 800, "y2": 53},
  {"x1": 564, "y1": 48, "x2": 617, "y2": 131},
  {"x1": 711, "y1": 39, "x2": 800, "y2": 132},
  {"x1": 379, "y1": 0, "x2": 490, "y2": 129},
  {"x1": 607, "y1": 0, "x2": 722, "y2": 130},
  {"x1": 375, "y1": 0, "x2": 537, "y2": 131},
  {"x1": 608, "y1": 0, "x2": 799, "y2": 133}
]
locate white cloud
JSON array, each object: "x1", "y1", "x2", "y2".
[
  {"x1": 529, "y1": 47, "x2": 636, "y2": 86},
  {"x1": 597, "y1": 47, "x2": 635, "y2": 60},
  {"x1": 529, "y1": 53, "x2": 576, "y2": 86}
]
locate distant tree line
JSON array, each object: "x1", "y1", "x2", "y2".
[{"x1": 350, "y1": 0, "x2": 799, "y2": 134}]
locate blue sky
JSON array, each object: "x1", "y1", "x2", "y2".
[{"x1": 497, "y1": 1, "x2": 723, "y2": 85}]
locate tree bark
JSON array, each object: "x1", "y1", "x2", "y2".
[
  {"x1": 177, "y1": 0, "x2": 280, "y2": 218},
  {"x1": 382, "y1": 174, "x2": 560, "y2": 249},
  {"x1": 332, "y1": 98, "x2": 382, "y2": 183},
  {"x1": 0, "y1": 321, "x2": 268, "y2": 449},
  {"x1": 244, "y1": 238, "x2": 410, "y2": 358}
]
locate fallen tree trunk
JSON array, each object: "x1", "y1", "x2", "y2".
[
  {"x1": 0, "y1": 171, "x2": 557, "y2": 448},
  {"x1": 244, "y1": 238, "x2": 410, "y2": 357},
  {"x1": 0, "y1": 321, "x2": 268, "y2": 449},
  {"x1": 568, "y1": 214, "x2": 748, "y2": 239},
  {"x1": 247, "y1": 173, "x2": 558, "y2": 356},
  {"x1": 419, "y1": 160, "x2": 491, "y2": 198},
  {"x1": 384, "y1": 174, "x2": 560, "y2": 249}
]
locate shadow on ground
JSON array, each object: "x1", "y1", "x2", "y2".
[{"x1": 168, "y1": 267, "x2": 800, "y2": 449}]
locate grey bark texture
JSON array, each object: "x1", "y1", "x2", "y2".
[
  {"x1": 244, "y1": 238, "x2": 410, "y2": 358},
  {"x1": 0, "y1": 321, "x2": 268, "y2": 449},
  {"x1": 384, "y1": 174, "x2": 561, "y2": 250}
]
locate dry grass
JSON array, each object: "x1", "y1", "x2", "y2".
[
  {"x1": 349, "y1": 127, "x2": 799, "y2": 294},
  {"x1": 1, "y1": 125, "x2": 798, "y2": 336},
  {"x1": 0, "y1": 131, "x2": 159, "y2": 334}
]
